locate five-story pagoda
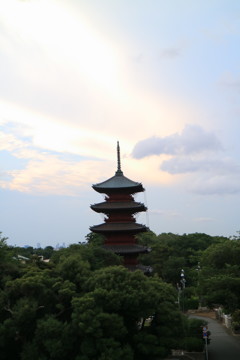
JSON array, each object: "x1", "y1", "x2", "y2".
[{"x1": 90, "y1": 142, "x2": 150, "y2": 271}]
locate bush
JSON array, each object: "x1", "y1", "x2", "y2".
[
  {"x1": 185, "y1": 297, "x2": 199, "y2": 310},
  {"x1": 182, "y1": 337, "x2": 204, "y2": 352}
]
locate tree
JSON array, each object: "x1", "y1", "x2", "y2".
[
  {"x1": 1, "y1": 231, "x2": 217, "y2": 359},
  {"x1": 199, "y1": 240, "x2": 240, "y2": 313},
  {"x1": 51, "y1": 243, "x2": 122, "y2": 271},
  {"x1": 0, "y1": 233, "x2": 21, "y2": 289},
  {"x1": 75, "y1": 266, "x2": 182, "y2": 359}
]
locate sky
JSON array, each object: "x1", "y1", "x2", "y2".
[{"x1": 1, "y1": 0, "x2": 240, "y2": 247}]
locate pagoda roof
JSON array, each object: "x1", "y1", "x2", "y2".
[
  {"x1": 90, "y1": 222, "x2": 148, "y2": 233},
  {"x1": 92, "y1": 142, "x2": 144, "y2": 193},
  {"x1": 92, "y1": 172, "x2": 144, "y2": 193},
  {"x1": 103, "y1": 244, "x2": 150, "y2": 255},
  {"x1": 91, "y1": 201, "x2": 147, "y2": 213}
]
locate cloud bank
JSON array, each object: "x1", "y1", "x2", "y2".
[
  {"x1": 132, "y1": 125, "x2": 240, "y2": 195},
  {"x1": 0, "y1": 125, "x2": 112, "y2": 196},
  {"x1": 159, "y1": 47, "x2": 182, "y2": 59},
  {"x1": 132, "y1": 124, "x2": 222, "y2": 158}
]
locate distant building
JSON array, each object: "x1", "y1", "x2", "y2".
[
  {"x1": 90, "y1": 142, "x2": 151, "y2": 273},
  {"x1": 15, "y1": 255, "x2": 30, "y2": 264}
]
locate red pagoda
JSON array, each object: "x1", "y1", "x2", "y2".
[{"x1": 90, "y1": 142, "x2": 151, "y2": 272}]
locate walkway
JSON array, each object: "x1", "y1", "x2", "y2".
[{"x1": 190, "y1": 314, "x2": 240, "y2": 360}]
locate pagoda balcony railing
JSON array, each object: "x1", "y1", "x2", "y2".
[
  {"x1": 105, "y1": 194, "x2": 134, "y2": 201},
  {"x1": 105, "y1": 218, "x2": 136, "y2": 223}
]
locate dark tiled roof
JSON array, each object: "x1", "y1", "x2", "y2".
[
  {"x1": 92, "y1": 172, "x2": 144, "y2": 193},
  {"x1": 103, "y1": 244, "x2": 151, "y2": 254},
  {"x1": 90, "y1": 222, "x2": 148, "y2": 233},
  {"x1": 91, "y1": 201, "x2": 147, "y2": 212}
]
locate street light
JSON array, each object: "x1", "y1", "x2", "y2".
[
  {"x1": 180, "y1": 269, "x2": 186, "y2": 312},
  {"x1": 196, "y1": 262, "x2": 202, "y2": 308},
  {"x1": 180, "y1": 269, "x2": 186, "y2": 288}
]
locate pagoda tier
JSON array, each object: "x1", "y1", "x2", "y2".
[
  {"x1": 92, "y1": 173, "x2": 144, "y2": 194},
  {"x1": 90, "y1": 142, "x2": 150, "y2": 271},
  {"x1": 90, "y1": 222, "x2": 148, "y2": 234},
  {"x1": 91, "y1": 201, "x2": 147, "y2": 214}
]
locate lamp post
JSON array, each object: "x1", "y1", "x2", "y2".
[
  {"x1": 180, "y1": 269, "x2": 186, "y2": 312},
  {"x1": 203, "y1": 326, "x2": 209, "y2": 360},
  {"x1": 196, "y1": 262, "x2": 201, "y2": 308},
  {"x1": 177, "y1": 282, "x2": 181, "y2": 309}
]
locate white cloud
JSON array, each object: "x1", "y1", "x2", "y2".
[
  {"x1": 161, "y1": 156, "x2": 240, "y2": 175},
  {"x1": 190, "y1": 174, "x2": 240, "y2": 195},
  {"x1": 0, "y1": 0, "x2": 198, "y2": 149},
  {"x1": 219, "y1": 72, "x2": 240, "y2": 92},
  {"x1": 132, "y1": 124, "x2": 240, "y2": 195},
  {"x1": 0, "y1": 101, "x2": 117, "y2": 159},
  {"x1": 132, "y1": 124, "x2": 223, "y2": 159},
  {"x1": 159, "y1": 47, "x2": 181, "y2": 59},
  {"x1": 149, "y1": 209, "x2": 181, "y2": 218},
  {"x1": 0, "y1": 153, "x2": 112, "y2": 196},
  {"x1": 0, "y1": 124, "x2": 113, "y2": 195},
  {"x1": 193, "y1": 217, "x2": 215, "y2": 223},
  {"x1": 0, "y1": 132, "x2": 27, "y2": 152}
]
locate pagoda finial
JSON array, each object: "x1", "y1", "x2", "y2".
[{"x1": 116, "y1": 141, "x2": 123, "y2": 175}]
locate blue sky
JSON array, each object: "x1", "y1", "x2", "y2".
[{"x1": 1, "y1": 0, "x2": 240, "y2": 247}]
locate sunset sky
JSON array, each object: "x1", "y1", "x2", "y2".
[{"x1": 1, "y1": 0, "x2": 240, "y2": 247}]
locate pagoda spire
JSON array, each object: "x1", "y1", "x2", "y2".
[{"x1": 116, "y1": 141, "x2": 123, "y2": 175}]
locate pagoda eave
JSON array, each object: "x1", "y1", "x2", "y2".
[
  {"x1": 90, "y1": 222, "x2": 148, "y2": 233},
  {"x1": 90, "y1": 201, "x2": 147, "y2": 213},
  {"x1": 103, "y1": 244, "x2": 151, "y2": 255},
  {"x1": 92, "y1": 185, "x2": 144, "y2": 194}
]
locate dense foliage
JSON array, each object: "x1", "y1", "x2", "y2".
[
  {"x1": 138, "y1": 231, "x2": 240, "y2": 315},
  {"x1": 2, "y1": 230, "x2": 239, "y2": 359}
]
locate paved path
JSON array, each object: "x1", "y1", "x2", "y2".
[{"x1": 190, "y1": 315, "x2": 240, "y2": 360}]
